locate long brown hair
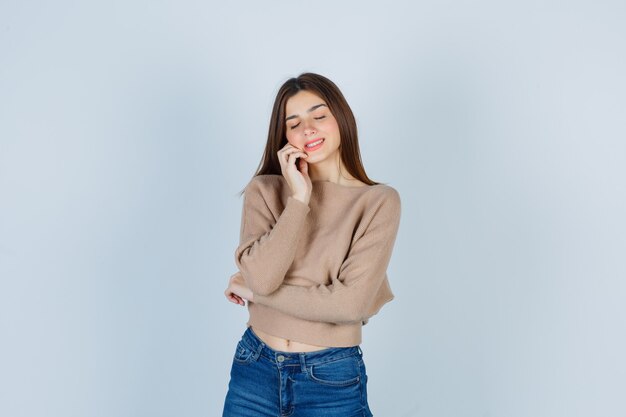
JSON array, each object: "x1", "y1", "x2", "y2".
[{"x1": 239, "y1": 72, "x2": 381, "y2": 196}]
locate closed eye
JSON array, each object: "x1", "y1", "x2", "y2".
[{"x1": 289, "y1": 116, "x2": 326, "y2": 130}]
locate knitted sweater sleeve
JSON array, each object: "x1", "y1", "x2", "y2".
[
  {"x1": 234, "y1": 177, "x2": 311, "y2": 296},
  {"x1": 252, "y1": 187, "x2": 401, "y2": 324}
]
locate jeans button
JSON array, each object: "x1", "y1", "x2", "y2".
[{"x1": 277, "y1": 355, "x2": 285, "y2": 362}]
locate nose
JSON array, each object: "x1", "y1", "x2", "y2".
[{"x1": 303, "y1": 122, "x2": 317, "y2": 136}]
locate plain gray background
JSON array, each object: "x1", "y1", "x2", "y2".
[{"x1": 1, "y1": 1, "x2": 625, "y2": 416}]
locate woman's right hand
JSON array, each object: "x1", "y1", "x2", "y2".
[
  {"x1": 278, "y1": 142, "x2": 312, "y2": 204},
  {"x1": 224, "y1": 271, "x2": 253, "y2": 306}
]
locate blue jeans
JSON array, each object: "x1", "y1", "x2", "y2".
[{"x1": 222, "y1": 326, "x2": 374, "y2": 417}]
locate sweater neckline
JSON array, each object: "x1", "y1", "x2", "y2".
[
  {"x1": 311, "y1": 180, "x2": 374, "y2": 189},
  {"x1": 267, "y1": 174, "x2": 380, "y2": 191}
]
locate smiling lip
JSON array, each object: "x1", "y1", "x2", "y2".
[
  {"x1": 305, "y1": 137, "x2": 324, "y2": 146},
  {"x1": 304, "y1": 138, "x2": 325, "y2": 151}
]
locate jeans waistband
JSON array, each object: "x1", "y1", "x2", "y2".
[{"x1": 241, "y1": 326, "x2": 362, "y2": 366}]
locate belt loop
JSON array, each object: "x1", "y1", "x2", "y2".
[
  {"x1": 253, "y1": 341, "x2": 264, "y2": 360},
  {"x1": 299, "y1": 353, "x2": 307, "y2": 373},
  {"x1": 357, "y1": 345, "x2": 363, "y2": 356}
]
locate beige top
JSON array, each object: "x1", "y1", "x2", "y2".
[{"x1": 234, "y1": 174, "x2": 401, "y2": 347}]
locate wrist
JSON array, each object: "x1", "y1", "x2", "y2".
[{"x1": 292, "y1": 194, "x2": 309, "y2": 205}]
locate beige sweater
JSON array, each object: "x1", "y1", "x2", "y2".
[{"x1": 234, "y1": 174, "x2": 401, "y2": 347}]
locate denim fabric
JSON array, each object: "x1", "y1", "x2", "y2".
[{"x1": 222, "y1": 326, "x2": 374, "y2": 417}]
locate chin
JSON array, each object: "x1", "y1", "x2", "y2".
[{"x1": 305, "y1": 152, "x2": 327, "y2": 162}]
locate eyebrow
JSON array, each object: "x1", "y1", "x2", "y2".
[{"x1": 285, "y1": 103, "x2": 328, "y2": 122}]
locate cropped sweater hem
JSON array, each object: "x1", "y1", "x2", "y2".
[{"x1": 246, "y1": 303, "x2": 364, "y2": 347}]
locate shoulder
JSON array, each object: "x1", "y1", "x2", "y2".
[
  {"x1": 243, "y1": 175, "x2": 286, "y2": 204},
  {"x1": 361, "y1": 184, "x2": 401, "y2": 226},
  {"x1": 245, "y1": 174, "x2": 283, "y2": 192},
  {"x1": 368, "y1": 183, "x2": 401, "y2": 208},
  {"x1": 353, "y1": 184, "x2": 401, "y2": 239}
]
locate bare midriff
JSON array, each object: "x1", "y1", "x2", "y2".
[{"x1": 250, "y1": 326, "x2": 330, "y2": 352}]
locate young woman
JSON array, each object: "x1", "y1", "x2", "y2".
[{"x1": 222, "y1": 72, "x2": 401, "y2": 417}]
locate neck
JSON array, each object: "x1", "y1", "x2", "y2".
[{"x1": 308, "y1": 153, "x2": 357, "y2": 184}]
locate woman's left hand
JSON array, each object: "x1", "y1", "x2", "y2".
[{"x1": 224, "y1": 271, "x2": 254, "y2": 306}]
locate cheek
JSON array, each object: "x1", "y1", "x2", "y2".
[
  {"x1": 323, "y1": 119, "x2": 340, "y2": 134},
  {"x1": 285, "y1": 135, "x2": 301, "y2": 148}
]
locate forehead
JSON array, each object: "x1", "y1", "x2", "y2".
[{"x1": 285, "y1": 90, "x2": 327, "y2": 114}]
